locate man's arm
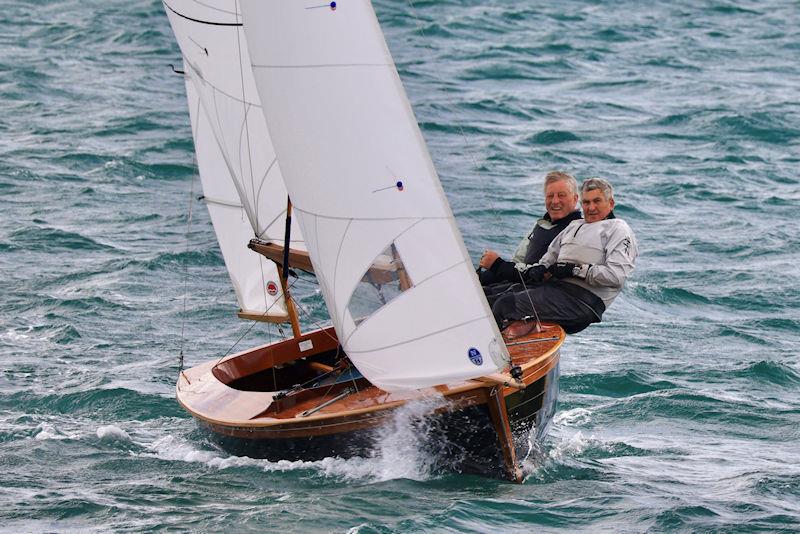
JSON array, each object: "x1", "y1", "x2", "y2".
[
  {"x1": 550, "y1": 221, "x2": 638, "y2": 287},
  {"x1": 585, "y1": 225, "x2": 638, "y2": 288},
  {"x1": 480, "y1": 233, "x2": 537, "y2": 283}
]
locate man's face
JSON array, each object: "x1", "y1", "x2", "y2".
[
  {"x1": 582, "y1": 189, "x2": 615, "y2": 223},
  {"x1": 544, "y1": 180, "x2": 578, "y2": 221}
]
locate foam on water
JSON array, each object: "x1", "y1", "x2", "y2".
[
  {"x1": 362, "y1": 396, "x2": 446, "y2": 482},
  {"x1": 95, "y1": 424, "x2": 131, "y2": 442},
  {"x1": 1, "y1": 328, "x2": 33, "y2": 343},
  {"x1": 554, "y1": 407, "x2": 593, "y2": 427},
  {"x1": 145, "y1": 435, "x2": 255, "y2": 468},
  {"x1": 34, "y1": 422, "x2": 69, "y2": 441},
  {"x1": 545, "y1": 430, "x2": 603, "y2": 462},
  {"x1": 143, "y1": 397, "x2": 447, "y2": 483}
]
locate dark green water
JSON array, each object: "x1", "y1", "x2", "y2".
[{"x1": 1, "y1": 0, "x2": 799, "y2": 531}]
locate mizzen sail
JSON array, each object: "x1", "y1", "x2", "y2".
[
  {"x1": 164, "y1": 0, "x2": 305, "y2": 318},
  {"x1": 240, "y1": 1, "x2": 510, "y2": 390}
]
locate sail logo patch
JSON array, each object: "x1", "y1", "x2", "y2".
[
  {"x1": 266, "y1": 281, "x2": 279, "y2": 296},
  {"x1": 468, "y1": 347, "x2": 483, "y2": 366}
]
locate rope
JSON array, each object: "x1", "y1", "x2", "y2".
[{"x1": 516, "y1": 270, "x2": 543, "y2": 332}]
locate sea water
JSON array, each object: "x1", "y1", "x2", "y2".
[{"x1": 1, "y1": 0, "x2": 798, "y2": 531}]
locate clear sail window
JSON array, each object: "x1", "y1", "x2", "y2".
[{"x1": 347, "y1": 243, "x2": 413, "y2": 324}]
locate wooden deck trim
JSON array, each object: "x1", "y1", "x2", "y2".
[
  {"x1": 472, "y1": 373, "x2": 525, "y2": 390},
  {"x1": 237, "y1": 310, "x2": 290, "y2": 323}
]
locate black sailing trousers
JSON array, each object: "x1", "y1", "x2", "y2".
[{"x1": 484, "y1": 280, "x2": 605, "y2": 335}]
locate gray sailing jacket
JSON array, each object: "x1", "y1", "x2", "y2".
[{"x1": 537, "y1": 217, "x2": 638, "y2": 308}]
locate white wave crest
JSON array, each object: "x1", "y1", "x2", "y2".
[
  {"x1": 548, "y1": 430, "x2": 597, "y2": 461},
  {"x1": 96, "y1": 425, "x2": 131, "y2": 442},
  {"x1": 1, "y1": 326, "x2": 33, "y2": 342},
  {"x1": 34, "y1": 422, "x2": 69, "y2": 441},
  {"x1": 554, "y1": 407, "x2": 593, "y2": 426},
  {"x1": 147, "y1": 435, "x2": 249, "y2": 467},
  {"x1": 144, "y1": 396, "x2": 446, "y2": 483}
]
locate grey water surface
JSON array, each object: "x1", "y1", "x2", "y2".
[{"x1": 1, "y1": 0, "x2": 799, "y2": 532}]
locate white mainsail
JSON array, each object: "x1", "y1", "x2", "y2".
[
  {"x1": 164, "y1": 0, "x2": 305, "y2": 318},
  {"x1": 240, "y1": 1, "x2": 510, "y2": 390}
]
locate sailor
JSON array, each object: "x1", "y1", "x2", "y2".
[
  {"x1": 492, "y1": 177, "x2": 638, "y2": 336},
  {"x1": 478, "y1": 171, "x2": 582, "y2": 303}
]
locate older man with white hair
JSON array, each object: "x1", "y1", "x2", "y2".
[
  {"x1": 479, "y1": 171, "x2": 582, "y2": 288},
  {"x1": 493, "y1": 177, "x2": 638, "y2": 336}
]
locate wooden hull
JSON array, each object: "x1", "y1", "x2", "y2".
[{"x1": 177, "y1": 325, "x2": 562, "y2": 482}]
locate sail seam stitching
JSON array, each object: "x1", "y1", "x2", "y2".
[
  {"x1": 345, "y1": 315, "x2": 490, "y2": 355},
  {"x1": 254, "y1": 156, "x2": 279, "y2": 236},
  {"x1": 292, "y1": 205, "x2": 452, "y2": 222},
  {"x1": 331, "y1": 219, "x2": 352, "y2": 331},
  {"x1": 184, "y1": 61, "x2": 261, "y2": 108},
  {"x1": 251, "y1": 63, "x2": 390, "y2": 69},
  {"x1": 185, "y1": 0, "x2": 236, "y2": 17}
]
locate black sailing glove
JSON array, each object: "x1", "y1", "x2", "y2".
[
  {"x1": 522, "y1": 264, "x2": 548, "y2": 283},
  {"x1": 488, "y1": 257, "x2": 518, "y2": 282},
  {"x1": 549, "y1": 262, "x2": 590, "y2": 279}
]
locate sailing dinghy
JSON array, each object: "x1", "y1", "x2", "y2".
[{"x1": 164, "y1": 0, "x2": 563, "y2": 482}]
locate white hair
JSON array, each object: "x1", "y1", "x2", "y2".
[
  {"x1": 543, "y1": 171, "x2": 578, "y2": 196},
  {"x1": 581, "y1": 177, "x2": 614, "y2": 200}
]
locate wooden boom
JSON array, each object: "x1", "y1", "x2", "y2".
[{"x1": 248, "y1": 239, "x2": 315, "y2": 274}]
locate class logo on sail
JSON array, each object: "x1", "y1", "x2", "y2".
[
  {"x1": 468, "y1": 347, "x2": 483, "y2": 366},
  {"x1": 266, "y1": 281, "x2": 279, "y2": 296}
]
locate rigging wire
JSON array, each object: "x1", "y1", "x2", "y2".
[
  {"x1": 403, "y1": 0, "x2": 503, "y2": 227},
  {"x1": 290, "y1": 293, "x2": 341, "y2": 346},
  {"x1": 516, "y1": 270, "x2": 543, "y2": 332},
  {"x1": 178, "y1": 162, "x2": 197, "y2": 374},
  {"x1": 212, "y1": 275, "x2": 301, "y2": 368}
]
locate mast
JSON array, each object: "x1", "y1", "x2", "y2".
[{"x1": 279, "y1": 198, "x2": 302, "y2": 338}]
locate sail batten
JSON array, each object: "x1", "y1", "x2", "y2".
[{"x1": 240, "y1": 1, "x2": 510, "y2": 390}]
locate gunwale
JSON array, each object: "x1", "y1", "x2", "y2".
[{"x1": 176, "y1": 324, "x2": 564, "y2": 429}]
